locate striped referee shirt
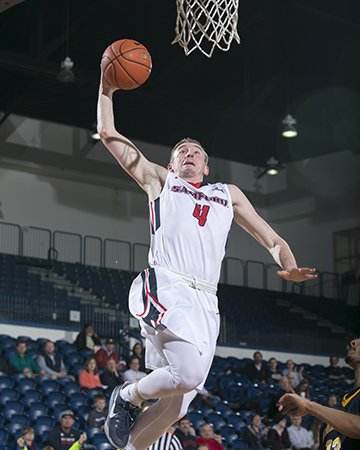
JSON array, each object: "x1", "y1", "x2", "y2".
[{"x1": 148, "y1": 431, "x2": 184, "y2": 450}]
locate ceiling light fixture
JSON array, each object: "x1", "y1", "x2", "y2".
[
  {"x1": 257, "y1": 156, "x2": 284, "y2": 179},
  {"x1": 57, "y1": 0, "x2": 75, "y2": 83},
  {"x1": 282, "y1": 114, "x2": 298, "y2": 138}
]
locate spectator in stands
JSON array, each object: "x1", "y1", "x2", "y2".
[
  {"x1": 326, "y1": 394, "x2": 338, "y2": 408},
  {"x1": 36, "y1": 340, "x2": 70, "y2": 380},
  {"x1": 268, "y1": 357, "x2": 282, "y2": 383},
  {"x1": 87, "y1": 394, "x2": 107, "y2": 430},
  {"x1": 243, "y1": 414, "x2": 269, "y2": 450},
  {"x1": 295, "y1": 378, "x2": 311, "y2": 400},
  {"x1": 268, "y1": 377, "x2": 295, "y2": 419},
  {"x1": 47, "y1": 410, "x2": 87, "y2": 450},
  {"x1": 174, "y1": 416, "x2": 197, "y2": 450},
  {"x1": 244, "y1": 351, "x2": 271, "y2": 383},
  {"x1": 277, "y1": 337, "x2": 360, "y2": 444},
  {"x1": 266, "y1": 415, "x2": 292, "y2": 450},
  {"x1": 78, "y1": 357, "x2": 103, "y2": 391},
  {"x1": 131, "y1": 341, "x2": 146, "y2": 372},
  {"x1": 282, "y1": 359, "x2": 303, "y2": 387},
  {"x1": 123, "y1": 356, "x2": 147, "y2": 383},
  {"x1": 325, "y1": 355, "x2": 346, "y2": 380},
  {"x1": 95, "y1": 338, "x2": 120, "y2": 369},
  {"x1": 16, "y1": 426, "x2": 39, "y2": 450},
  {"x1": 100, "y1": 358, "x2": 123, "y2": 392},
  {"x1": 287, "y1": 372, "x2": 297, "y2": 389},
  {"x1": 287, "y1": 416, "x2": 314, "y2": 450},
  {"x1": 0, "y1": 350, "x2": 11, "y2": 375},
  {"x1": 9, "y1": 339, "x2": 45, "y2": 378},
  {"x1": 74, "y1": 323, "x2": 101, "y2": 353},
  {"x1": 197, "y1": 424, "x2": 224, "y2": 450}
]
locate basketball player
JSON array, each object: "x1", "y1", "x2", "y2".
[
  {"x1": 97, "y1": 75, "x2": 318, "y2": 449},
  {"x1": 277, "y1": 337, "x2": 360, "y2": 446}
]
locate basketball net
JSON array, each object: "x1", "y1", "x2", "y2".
[{"x1": 173, "y1": 0, "x2": 240, "y2": 58}]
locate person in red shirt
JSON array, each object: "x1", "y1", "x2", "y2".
[
  {"x1": 78, "y1": 357, "x2": 104, "y2": 391},
  {"x1": 95, "y1": 338, "x2": 120, "y2": 369},
  {"x1": 196, "y1": 424, "x2": 224, "y2": 450}
]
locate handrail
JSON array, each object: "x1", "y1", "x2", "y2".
[
  {"x1": 244, "y1": 260, "x2": 266, "y2": 288},
  {"x1": 104, "y1": 238, "x2": 131, "y2": 271},
  {"x1": 84, "y1": 235, "x2": 103, "y2": 267}
]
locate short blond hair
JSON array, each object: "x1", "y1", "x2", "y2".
[{"x1": 170, "y1": 137, "x2": 208, "y2": 164}]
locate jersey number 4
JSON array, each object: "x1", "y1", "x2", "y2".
[{"x1": 193, "y1": 204, "x2": 210, "y2": 227}]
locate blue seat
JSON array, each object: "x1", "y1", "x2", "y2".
[
  {"x1": 92, "y1": 433, "x2": 110, "y2": 446},
  {"x1": 187, "y1": 411, "x2": 205, "y2": 430},
  {"x1": 2, "y1": 401, "x2": 23, "y2": 420},
  {"x1": 85, "y1": 389, "x2": 103, "y2": 403},
  {"x1": 6, "y1": 415, "x2": 29, "y2": 435},
  {"x1": 77, "y1": 405, "x2": 90, "y2": 427},
  {"x1": 0, "y1": 387, "x2": 18, "y2": 405},
  {"x1": 34, "y1": 423, "x2": 52, "y2": 438},
  {"x1": 63, "y1": 381, "x2": 80, "y2": 398},
  {"x1": 96, "y1": 443, "x2": 113, "y2": 450},
  {"x1": 46, "y1": 391, "x2": 65, "y2": 410},
  {"x1": 85, "y1": 426, "x2": 104, "y2": 441},
  {"x1": 66, "y1": 353, "x2": 83, "y2": 366},
  {"x1": 17, "y1": 378, "x2": 36, "y2": 394},
  {"x1": 21, "y1": 389, "x2": 42, "y2": 408},
  {"x1": 41, "y1": 379, "x2": 60, "y2": 396},
  {"x1": 28, "y1": 405, "x2": 49, "y2": 423},
  {"x1": 12, "y1": 373, "x2": 27, "y2": 383},
  {"x1": 0, "y1": 429, "x2": 8, "y2": 446},
  {"x1": 70, "y1": 393, "x2": 88, "y2": 411},
  {"x1": 0, "y1": 376, "x2": 13, "y2": 389},
  {"x1": 34, "y1": 416, "x2": 54, "y2": 427}
]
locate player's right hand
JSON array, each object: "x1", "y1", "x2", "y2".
[{"x1": 277, "y1": 393, "x2": 310, "y2": 416}]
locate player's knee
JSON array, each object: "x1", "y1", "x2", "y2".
[{"x1": 175, "y1": 369, "x2": 203, "y2": 392}]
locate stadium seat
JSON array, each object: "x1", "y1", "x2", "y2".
[
  {"x1": 41, "y1": 379, "x2": 60, "y2": 396},
  {"x1": 85, "y1": 426, "x2": 103, "y2": 442},
  {"x1": 6, "y1": 415, "x2": 29, "y2": 435},
  {"x1": 0, "y1": 387, "x2": 18, "y2": 405},
  {"x1": 17, "y1": 378, "x2": 36, "y2": 394},
  {"x1": 96, "y1": 443, "x2": 113, "y2": 450},
  {"x1": 70, "y1": 393, "x2": 88, "y2": 411},
  {"x1": 46, "y1": 391, "x2": 65, "y2": 410},
  {"x1": 2, "y1": 401, "x2": 23, "y2": 420},
  {"x1": 34, "y1": 423, "x2": 52, "y2": 438},
  {"x1": 34, "y1": 416, "x2": 54, "y2": 428},
  {"x1": 28, "y1": 405, "x2": 49, "y2": 423},
  {"x1": 63, "y1": 381, "x2": 80, "y2": 398},
  {"x1": 0, "y1": 376, "x2": 13, "y2": 389},
  {"x1": 21, "y1": 389, "x2": 42, "y2": 408}
]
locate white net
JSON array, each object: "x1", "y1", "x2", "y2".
[{"x1": 173, "y1": 0, "x2": 240, "y2": 58}]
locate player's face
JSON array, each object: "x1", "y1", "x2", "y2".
[
  {"x1": 345, "y1": 338, "x2": 360, "y2": 367},
  {"x1": 169, "y1": 143, "x2": 209, "y2": 180}
]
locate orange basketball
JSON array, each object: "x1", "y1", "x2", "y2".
[{"x1": 101, "y1": 39, "x2": 152, "y2": 90}]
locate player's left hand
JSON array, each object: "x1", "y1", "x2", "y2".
[
  {"x1": 277, "y1": 267, "x2": 317, "y2": 282},
  {"x1": 277, "y1": 393, "x2": 310, "y2": 416}
]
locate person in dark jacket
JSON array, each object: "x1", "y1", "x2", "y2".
[
  {"x1": 47, "y1": 410, "x2": 86, "y2": 450},
  {"x1": 100, "y1": 358, "x2": 123, "y2": 392},
  {"x1": 74, "y1": 323, "x2": 101, "y2": 352},
  {"x1": 244, "y1": 414, "x2": 269, "y2": 450},
  {"x1": 266, "y1": 415, "x2": 292, "y2": 450},
  {"x1": 245, "y1": 351, "x2": 271, "y2": 383}
]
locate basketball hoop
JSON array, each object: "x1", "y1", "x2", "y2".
[{"x1": 172, "y1": 0, "x2": 240, "y2": 58}]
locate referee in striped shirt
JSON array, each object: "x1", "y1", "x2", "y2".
[{"x1": 148, "y1": 429, "x2": 183, "y2": 450}]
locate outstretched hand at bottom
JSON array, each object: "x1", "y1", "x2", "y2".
[{"x1": 277, "y1": 267, "x2": 317, "y2": 282}]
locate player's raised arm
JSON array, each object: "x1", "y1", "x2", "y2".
[
  {"x1": 97, "y1": 75, "x2": 167, "y2": 197},
  {"x1": 228, "y1": 184, "x2": 317, "y2": 283}
]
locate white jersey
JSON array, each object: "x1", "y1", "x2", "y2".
[{"x1": 148, "y1": 171, "x2": 233, "y2": 285}]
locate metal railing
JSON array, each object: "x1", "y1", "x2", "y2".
[{"x1": 0, "y1": 219, "x2": 344, "y2": 298}]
